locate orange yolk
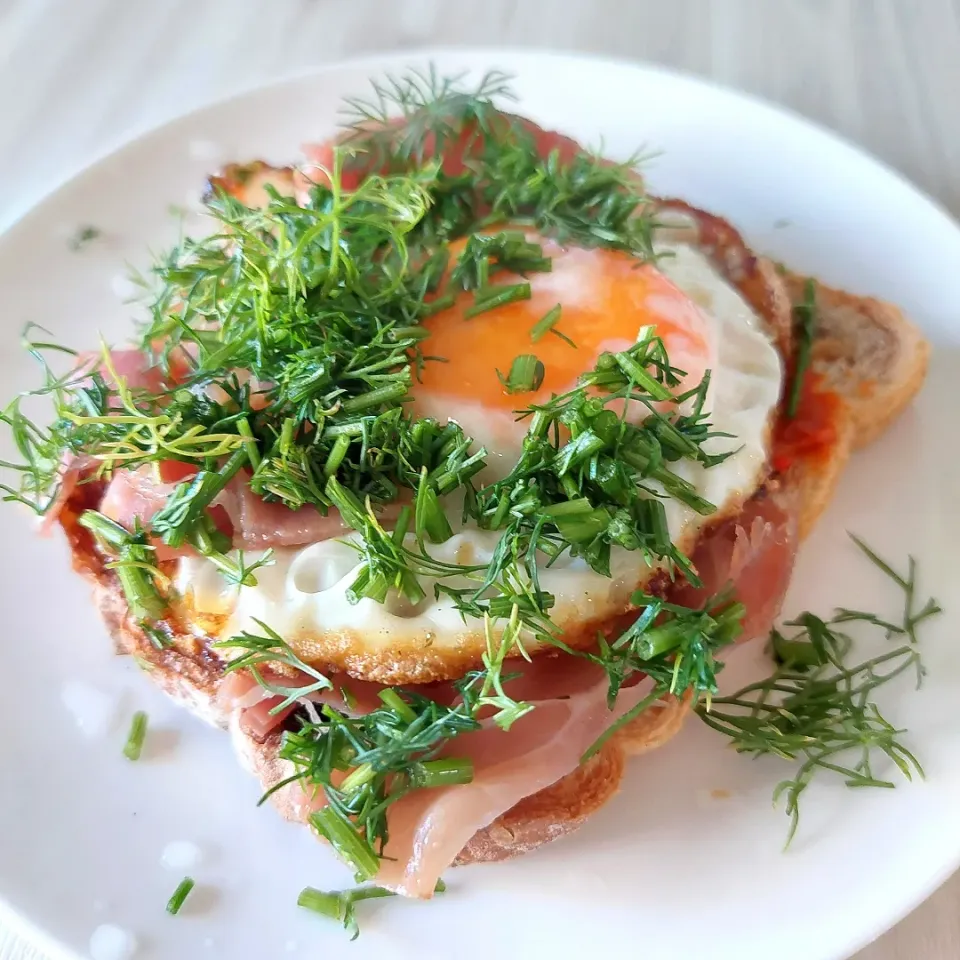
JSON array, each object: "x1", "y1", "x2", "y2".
[{"x1": 413, "y1": 234, "x2": 714, "y2": 412}]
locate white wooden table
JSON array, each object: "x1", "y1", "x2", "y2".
[{"x1": 1, "y1": 1, "x2": 958, "y2": 957}]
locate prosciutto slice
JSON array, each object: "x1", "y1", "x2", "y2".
[
  {"x1": 232, "y1": 483, "x2": 352, "y2": 549},
  {"x1": 220, "y1": 668, "x2": 392, "y2": 740},
  {"x1": 99, "y1": 465, "x2": 182, "y2": 531},
  {"x1": 672, "y1": 487, "x2": 799, "y2": 643},
  {"x1": 95, "y1": 463, "x2": 363, "y2": 553},
  {"x1": 376, "y1": 663, "x2": 644, "y2": 897}
]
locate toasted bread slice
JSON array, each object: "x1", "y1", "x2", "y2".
[
  {"x1": 782, "y1": 271, "x2": 929, "y2": 450},
  {"x1": 53, "y1": 203, "x2": 928, "y2": 880},
  {"x1": 788, "y1": 409, "x2": 855, "y2": 541}
]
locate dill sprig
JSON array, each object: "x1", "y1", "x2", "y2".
[
  {"x1": 298, "y1": 879, "x2": 446, "y2": 940},
  {"x1": 698, "y1": 536, "x2": 942, "y2": 844},
  {"x1": 339, "y1": 66, "x2": 516, "y2": 171}
]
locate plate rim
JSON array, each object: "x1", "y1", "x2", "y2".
[
  {"x1": 1, "y1": 45, "x2": 958, "y2": 960},
  {"x1": 3, "y1": 44, "x2": 959, "y2": 244}
]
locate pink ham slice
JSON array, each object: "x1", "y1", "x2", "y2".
[
  {"x1": 375, "y1": 663, "x2": 642, "y2": 897},
  {"x1": 99, "y1": 465, "x2": 183, "y2": 530},
  {"x1": 95, "y1": 465, "x2": 361, "y2": 553},
  {"x1": 233, "y1": 482, "x2": 351, "y2": 549},
  {"x1": 220, "y1": 668, "x2": 392, "y2": 740},
  {"x1": 672, "y1": 487, "x2": 799, "y2": 643}
]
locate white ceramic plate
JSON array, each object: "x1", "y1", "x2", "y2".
[{"x1": 1, "y1": 49, "x2": 958, "y2": 960}]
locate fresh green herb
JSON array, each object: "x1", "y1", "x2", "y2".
[
  {"x1": 497, "y1": 354, "x2": 545, "y2": 394},
  {"x1": 463, "y1": 281, "x2": 531, "y2": 318},
  {"x1": 698, "y1": 536, "x2": 941, "y2": 844},
  {"x1": 786, "y1": 277, "x2": 817, "y2": 418},
  {"x1": 68, "y1": 225, "x2": 101, "y2": 251},
  {"x1": 339, "y1": 66, "x2": 516, "y2": 169},
  {"x1": 298, "y1": 879, "x2": 446, "y2": 940},
  {"x1": 848, "y1": 534, "x2": 942, "y2": 646},
  {"x1": 449, "y1": 231, "x2": 551, "y2": 291},
  {"x1": 215, "y1": 620, "x2": 333, "y2": 714},
  {"x1": 123, "y1": 710, "x2": 149, "y2": 761},
  {"x1": 468, "y1": 329, "x2": 729, "y2": 595},
  {"x1": 166, "y1": 877, "x2": 195, "y2": 915},
  {"x1": 582, "y1": 592, "x2": 744, "y2": 761},
  {"x1": 530, "y1": 303, "x2": 564, "y2": 343},
  {"x1": 79, "y1": 512, "x2": 166, "y2": 621}
]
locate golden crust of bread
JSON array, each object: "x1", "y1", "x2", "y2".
[
  {"x1": 789, "y1": 409, "x2": 856, "y2": 541},
  {"x1": 782, "y1": 271, "x2": 930, "y2": 450},
  {"x1": 455, "y1": 745, "x2": 624, "y2": 864}
]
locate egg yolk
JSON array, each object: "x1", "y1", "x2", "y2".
[{"x1": 413, "y1": 233, "x2": 714, "y2": 411}]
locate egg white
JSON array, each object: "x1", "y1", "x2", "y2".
[{"x1": 179, "y1": 241, "x2": 782, "y2": 672}]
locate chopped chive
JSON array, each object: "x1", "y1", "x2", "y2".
[
  {"x1": 298, "y1": 880, "x2": 446, "y2": 940},
  {"x1": 496, "y1": 354, "x2": 544, "y2": 394},
  {"x1": 166, "y1": 877, "x2": 195, "y2": 915},
  {"x1": 464, "y1": 282, "x2": 531, "y2": 318},
  {"x1": 379, "y1": 688, "x2": 417, "y2": 724},
  {"x1": 530, "y1": 303, "x2": 562, "y2": 342},
  {"x1": 391, "y1": 504, "x2": 412, "y2": 545},
  {"x1": 123, "y1": 710, "x2": 149, "y2": 761},
  {"x1": 540, "y1": 497, "x2": 596, "y2": 518},
  {"x1": 391, "y1": 325, "x2": 430, "y2": 341},
  {"x1": 613, "y1": 349, "x2": 672, "y2": 401},
  {"x1": 340, "y1": 381, "x2": 407, "y2": 413},
  {"x1": 644, "y1": 498, "x2": 671, "y2": 554},
  {"x1": 310, "y1": 807, "x2": 380, "y2": 881},
  {"x1": 414, "y1": 468, "x2": 453, "y2": 543},
  {"x1": 298, "y1": 887, "x2": 343, "y2": 920},
  {"x1": 410, "y1": 757, "x2": 474, "y2": 788},
  {"x1": 323, "y1": 433, "x2": 351, "y2": 477},
  {"x1": 419, "y1": 293, "x2": 456, "y2": 317},
  {"x1": 236, "y1": 417, "x2": 261, "y2": 470},
  {"x1": 786, "y1": 277, "x2": 817, "y2": 418}
]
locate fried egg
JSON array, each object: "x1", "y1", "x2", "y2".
[
  {"x1": 411, "y1": 234, "x2": 715, "y2": 480},
  {"x1": 179, "y1": 234, "x2": 783, "y2": 683}
]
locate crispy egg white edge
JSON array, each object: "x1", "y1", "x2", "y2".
[{"x1": 178, "y1": 241, "x2": 782, "y2": 652}]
